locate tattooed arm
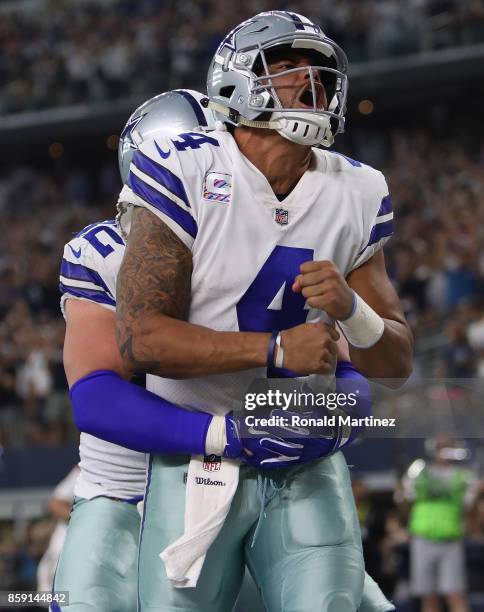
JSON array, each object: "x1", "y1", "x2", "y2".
[
  {"x1": 117, "y1": 207, "x2": 341, "y2": 378},
  {"x1": 116, "y1": 207, "x2": 270, "y2": 378}
]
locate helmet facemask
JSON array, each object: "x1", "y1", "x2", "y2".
[{"x1": 248, "y1": 44, "x2": 347, "y2": 146}]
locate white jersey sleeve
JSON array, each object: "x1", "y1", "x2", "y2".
[
  {"x1": 117, "y1": 131, "x2": 219, "y2": 249},
  {"x1": 343, "y1": 155, "x2": 393, "y2": 271},
  {"x1": 59, "y1": 219, "x2": 125, "y2": 317}
]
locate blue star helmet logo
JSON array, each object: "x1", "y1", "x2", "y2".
[{"x1": 120, "y1": 112, "x2": 147, "y2": 149}]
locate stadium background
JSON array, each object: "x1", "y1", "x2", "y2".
[{"x1": 0, "y1": 0, "x2": 483, "y2": 609}]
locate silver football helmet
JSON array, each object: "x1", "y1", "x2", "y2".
[
  {"x1": 207, "y1": 11, "x2": 348, "y2": 147},
  {"x1": 118, "y1": 89, "x2": 215, "y2": 183}
]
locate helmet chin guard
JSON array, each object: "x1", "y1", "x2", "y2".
[
  {"x1": 207, "y1": 11, "x2": 348, "y2": 147},
  {"x1": 272, "y1": 112, "x2": 334, "y2": 146}
]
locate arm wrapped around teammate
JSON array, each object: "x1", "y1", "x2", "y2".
[{"x1": 71, "y1": 369, "x2": 231, "y2": 456}]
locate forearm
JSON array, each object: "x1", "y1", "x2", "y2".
[
  {"x1": 344, "y1": 251, "x2": 414, "y2": 383},
  {"x1": 117, "y1": 314, "x2": 269, "y2": 378},
  {"x1": 348, "y1": 318, "x2": 413, "y2": 381},
  {"x1": 71, "y1": 370, "x2": 214, "y2": 454}
]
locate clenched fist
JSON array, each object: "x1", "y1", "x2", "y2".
[
  {"x1": 292, "y1": 260, "x2": 354, "y2": 321},
  {"x1": 280, "y1": 322, "x2": 339, "y2": 375}
]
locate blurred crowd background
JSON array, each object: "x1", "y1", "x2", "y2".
[
  {"x1": 0, "y1": 0, "x2": 484, "y2": 610},
  {"x1": 1, "y1": 0, "x2": 484, "y2": 114}
]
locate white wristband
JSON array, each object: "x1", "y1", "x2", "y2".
[
  {"x1": 338, "y1": 292, "x2": 385, "y2": 349},
  {"x1": 275, "y1": 332, "x2": 284, "y2": 368},
  {"x1": 205, "y1": 415, "x2": 227, "y2": 455}
]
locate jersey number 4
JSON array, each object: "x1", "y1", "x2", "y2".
[
  {"x1": 237, "y1": 246, "x2": 314, "y2": 377},
  {"x1": 237, "y1": 245, "x2": 313, "y2": 332},
  {"x1": 171, "y1": 132, "x2": 219, "y2": 151}
]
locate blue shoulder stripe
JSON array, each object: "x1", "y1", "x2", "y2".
[
  {"x1": 377, "y1": 195, "x2": 392, "y2": 217},
  {"x1": 175, "y1": 90, "x2": 208, "y2": 127},
  {"x1": 60, "y1": 259, "x2": 113, "y2": 297},
  {"x1": 59, "y1": 283, "x2": 116, "y2": 307},
  {"x1": 75, "y1": 219, "x2": 116, "y2": 238},
  {"x1": 132, "y1": 150, "x2": 190, "y2": 207},
  {"x1": 331, "y1": 151, "x2": 363, "y2": 167},
  {"x1": 127, "y1": 173, "x2": 197, "y2": 239},
  {"x1": 366, "y1": 219, "x2": 394, "y2": 249}
]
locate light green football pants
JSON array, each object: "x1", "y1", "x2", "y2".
[
  {"x1": 51, "y1": 487, "x2": 393, "y2": 612},
  {"x1": 138, "y1": 452, "x2": 392, "y2": 612},
  {"x1": 53, "y1": 496, "x2": 139, "y2": 611}
]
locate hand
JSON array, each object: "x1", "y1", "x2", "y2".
[
  {"x1": 280, "y1": 322, "x2": 338, "y2": 375},
  {"x1": 223, "y1": 413, "x2": 304, "y2": 469},
  {"x1": 224, "y1": 409, "x2": 345, "y2": 470},
  {"x1": 273, "y1": 408, "x2": 347, "y2": 465},
  {"x1": 292, "y1": 260, "x2": 354, "y2": 320}
]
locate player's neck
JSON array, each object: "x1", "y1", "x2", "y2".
[{"x1": 233, "y1": 126, "x2": 313, "y2": 196}]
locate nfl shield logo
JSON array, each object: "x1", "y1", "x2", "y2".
[
  {"x1": 203, "y1": 455, "x2": 221, "y2": 472},
  {"x1": 274, "y1": 208, "x2": 289, "y2": 225}
]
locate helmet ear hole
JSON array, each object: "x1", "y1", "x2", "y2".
[{"x1": 220, "y1": 86, "x2": 235, "y2": 100}]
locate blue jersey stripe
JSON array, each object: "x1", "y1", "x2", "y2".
[
  {"x1": 59, "y1": 283, "x2": 116, "y2": 307},
  {"x1": 127, "y1": 173, "x2": 198, "y2": 239},
  {"x1": 331, "y1": 151, "x2": 363, "y2": 167},
  {"x1": 60, "y1": 259, "x2": 112, "y2": 296},
  {"x1": 377, "y1": 195, "x2": 392, "y2": 217},
  {"x1": 124, "y1": 494, "x2": 144, "y2": 505},
  {"x1": 366, "y1": 219, "x2": 394, "y2": 249},
  {"x1": 75, "y1": 219, "x2": 116, "y2": 238},
  {"x1": 175, "y1": 90, "x2": 208, "y2": 127},
  {"x1": 132, "y1": 150, "x2": 190, "y2": 208}
]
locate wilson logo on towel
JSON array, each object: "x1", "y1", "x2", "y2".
[{"x1": 195, "y1": 477, "x2": 226, "y2": 486}]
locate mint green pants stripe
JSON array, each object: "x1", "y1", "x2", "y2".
[
  {"x1": 53, "y1": 497, "x2": 139, "y2": 611},
  {"x1": 139, "y1": 452, "x2": 366, "y2": 612}
]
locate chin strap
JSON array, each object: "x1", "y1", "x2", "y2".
[
  {"x1": 208, "y1": 100, "x2": 334, "y2": 147},
  {"x1": 208, "y1": 100, "x2": 281, "y2": 130}
]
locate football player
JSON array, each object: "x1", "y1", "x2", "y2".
[
  {"x1": 58, "y1": 89, "x2": 395, "y2": 611},
  {"x1": 53, "y1": 90, "x2": 220, "y2": 612},
  {"x1": 115, "y1": 10, "x2": 412, "y2": 612}
]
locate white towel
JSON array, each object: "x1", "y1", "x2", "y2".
[{"x1": 160, "y1": 455, "x2": 240, "y2": 588}]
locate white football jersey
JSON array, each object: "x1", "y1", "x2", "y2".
[
  {"x1": 117, "y1": 129, "x2": 393, "y2": 415},
  {"x1": 60, "y1": 220, "x2": 147, "y2": 501}
]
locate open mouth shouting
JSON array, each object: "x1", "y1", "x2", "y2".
[{"x1": 297, "y1": 81, "x2": 327, "y2": 110}]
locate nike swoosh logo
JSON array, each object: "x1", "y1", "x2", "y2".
[
  {"x1": 248, "y1": 427, "x2": 271, "y2": 436},
  {"x1": 155, "y1": 141, "x2": 171, "y2": 159},
  {"x1": 68, "y1": 245, "x2": 82, "y2": 258}
]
